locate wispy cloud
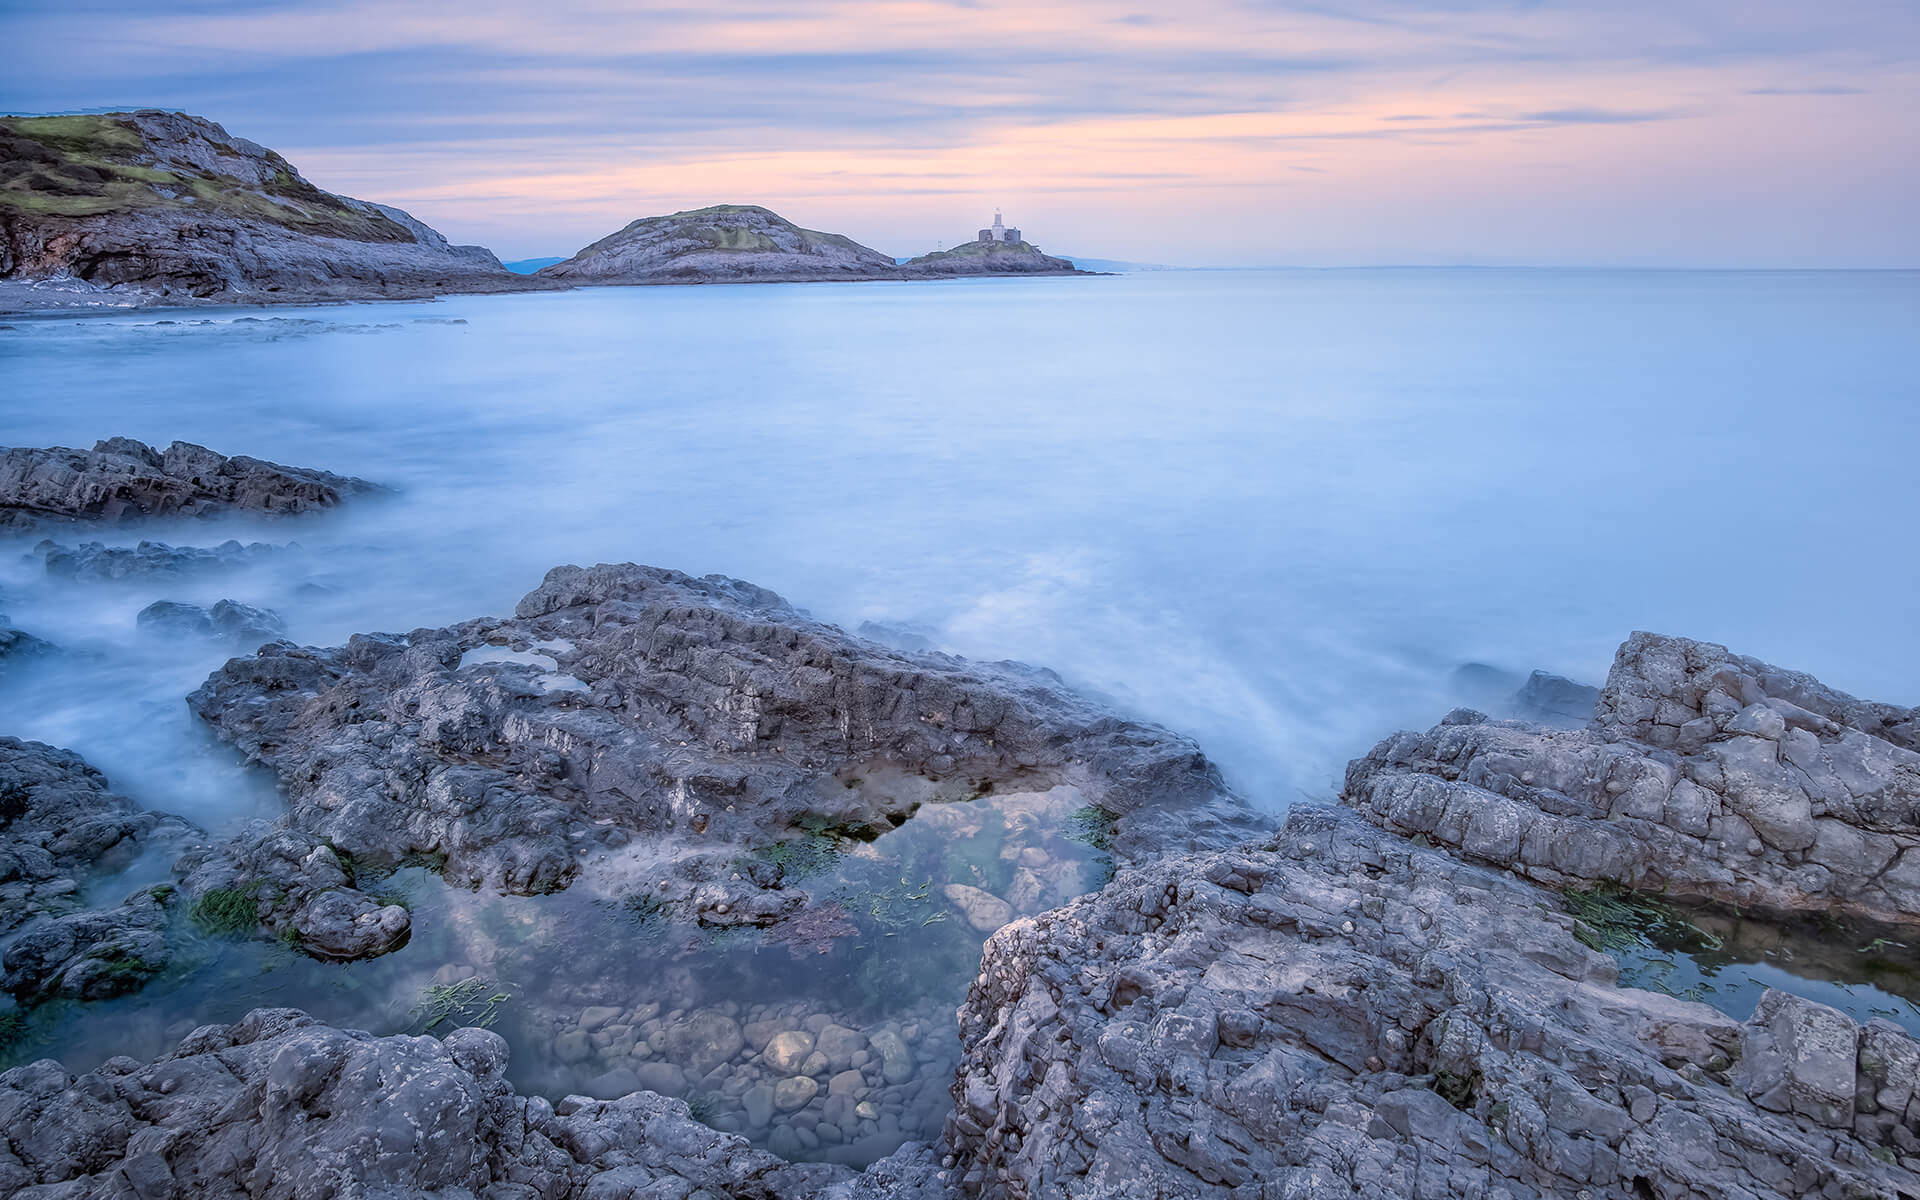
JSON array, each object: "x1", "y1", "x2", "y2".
[{"x1": 0, "y1": 0, "x2": 1915, "y2": 265}]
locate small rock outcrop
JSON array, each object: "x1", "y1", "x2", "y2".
[
  {"x1": 0, "y1": 111, "x2": 543, "y2": 306},
  {"x1": 539, "y1": 205, "x2": 900, "y2": 285},
  {"x1": 897, "y1": 240, "x2": 1081, "y2": 278},
  {"x1": 1346, "y1": 631, "x2": 1920, "y2": 924},
  {"x1": 945, "y1": 806, "x2": 1920, "y2": 1198},
  {"x1": 1, "y1": 437, "x2": 379, "y2": 531},
  {"x1": 188, "y1": 563, "x2": 1258, "y2": 932},
  {"x1": 0, "y1": 1007, "x2": 844, "y2": 1198},
  {"x1": 0, "y1": 738, "x2": 201, "y2": 1001},
  {"x1": 136, "y1": 598, "x2": 285, "y2": 645}
]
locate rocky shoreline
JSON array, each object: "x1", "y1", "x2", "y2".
[{"x1": 1, "y1": 441, "x2": 1916, "y2": 1197}]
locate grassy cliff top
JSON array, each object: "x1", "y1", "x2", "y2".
[{"x1": 0, "y1": 112, "x2": 412, "y2": 242}]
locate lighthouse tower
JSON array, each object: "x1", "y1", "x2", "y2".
[{"x1": 977, "y1": 209, "x2": 1023, "y2": 244}]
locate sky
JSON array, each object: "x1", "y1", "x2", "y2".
[{"x1": 3, "y1": 0, "x2": 1917, "y2": 266}]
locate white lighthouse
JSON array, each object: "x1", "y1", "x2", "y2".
[{"x1": 977, "y1": 209, "x2": 1023, "y2": 244}]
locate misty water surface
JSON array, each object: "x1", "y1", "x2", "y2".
[{"x1": 2, "y1": 267, "x2": 1916, "y2": 825}]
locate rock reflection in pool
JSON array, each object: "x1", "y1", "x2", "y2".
[
  {"x1": 0, "y1": 787, "x2": 1113, "y2": 1168},
  {"x1": 1568, "y1": 888, "x2": 1920, "y2": 1036}
]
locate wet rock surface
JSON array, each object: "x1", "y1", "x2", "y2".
[
  {"x1": 0, "y1": 1007, "x2": 845, "y2": 1199},
  {"x1": 136, "y1": 598, "x2": 286, "y2": 645},
  {"x1": 3, "y1": 623, "x2": 1918, "y2": 1197},
  {"x1": 188, "y1": 562, "x2": 1260, "y2": 925},
  {"x1": 946, "y1": 806, "x2": 1920, "y2": 1198},
  {"x1": 33, "y1": 537, "x2": 289, "y2": 581},
  {"x1": 0, "y1": 738, "x2": 202, "y2": 1001},
  {"x1": 1, "y1": 437, "x2": 381, "y2": 531},
  {"x1": 1346, "y1": 631, "x2": 1920, "y2": 924}
]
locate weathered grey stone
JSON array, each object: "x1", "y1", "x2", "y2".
[
  {"x1": 188, "y1": 562, "x2": 1261, "y2": 947},
  {"x1": 943, "y1": 807, "x2": 1920, "y2": 1198},
  {"x1": 1345, "y1": 631, "x2": 1920, "y2": 923},
  {"x1": 1, "y1": 111, "x2": 549, "y2": 311},
  {"x1": 2, "y1": 436, "x2": 381, "y2": 532},
  {"x1": 0, "y1": 1008, "x2": 842, "y2": 1197},
  {"x1": 0, "y1": 738, "x2": 204, "y2": 1001}
]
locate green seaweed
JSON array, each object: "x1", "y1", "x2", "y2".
[
  {"x1": 190, "y1": 886, "x2": 259, "y2": 935},
  {"x1": 410, "y1": 976, "x2": 512, "y2": 1033},
  {"x1": 1562, "y1": 885, "x2": 1722, "y2": 955}
]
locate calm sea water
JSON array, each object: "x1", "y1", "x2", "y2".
[
  {"x1": 3, "y1": 269, "x2": 1918, "y2": 1148},
  {"x1": 4, "y1": 268, "x2": 1915, "y2": 819}
]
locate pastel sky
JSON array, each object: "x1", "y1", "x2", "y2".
[{"x1": 4, "y1": 0, "x2": 1917, "y2": 266}]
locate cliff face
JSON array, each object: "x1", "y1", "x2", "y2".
[
  {"x1": 0, "y1": 110, "x2": 533, "y2": 303},
  {"x1": 538, "y1": 204, "x2": 900, "y2": 284},
  {"x1": 898, "y1": 239, "x2": 1082, "y2": 277}
]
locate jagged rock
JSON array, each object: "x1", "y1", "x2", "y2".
[
  {"x1": 1345, "y1": 631, "x2": 1920, "y2": 924},
  {"x1": 1513, "y1": 669, "x2": 1601, "y2": 724},
  {"x1": 136, "y1": 598, "x2": 286, "y2": 645},
  {"x1": 0, "y1": 111, "x2": 549, "y2": 308},
  {"x1": 0, "y1": 1008, "x2": 844, "y2": 1198},
  {"x1": 2, "y1": 436, "x2": 380, "y2": 531},
  {"x1": 945, "y1": 806, "x2": 1920, "y2": 1198},
  {"x1": 187, "y1": 563, "x2": 1259, "y2": 942},
  {"x1": 0, "y1": 738, "x2": 202, "y2": 1001},
  {"x1": 34, "y1": 537, "x2": 288, "y2": 580}
]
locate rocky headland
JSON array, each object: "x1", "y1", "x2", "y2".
[
  {"x1": 536, "y1": 205, "x2": 1085, "y2": 286},
  {"x1": 3, "y1": 565, "x2": 1917, "y2": 1197},
  {"x1": 0, "y1": 436, "x2": 383, "y2": 533},
  {"x1": 0, "y1": 111, "x2": 546, "y2": 309}
]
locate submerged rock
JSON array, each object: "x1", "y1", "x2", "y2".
[
  {"x1": 1346, "y1": 631, "x2": 1920, "y2": 924},
  {"x1": 188, "y1": 563, "x2": 1260, "y2": 933},
  {"x1": 1, "y1": 436, "x2": 381, "y2": 531},
  {"x1": 945, "y1": 806, "x2": 1920, "y2": 1198}
]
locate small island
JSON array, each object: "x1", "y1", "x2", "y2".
[{"x1": 538, "y1": 203, "x2": 1085, "y2": 286}]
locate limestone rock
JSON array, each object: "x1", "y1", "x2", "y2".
[
  {"x1": 0, "y1": 737, "x2": 204, "y2": 1001},
  {"x1": 1, "y1": 435, "x2": 381, "y2": 531},
  {"x1": 0, "y1": 1009, "x2": 842, "y2": 1197},
  {"x1": 188, "y1": 562, "x2": 1259, "y2": 942},
  {"x1": 0, "y1": 111, "x2": 548, "y2": 309},
  {"x1": 1345, "y1": 631, "x2": 1920, "y2": 923},
  {"x1": 944, "y1": 806, "x2": 1920, "y2": 1198}
]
